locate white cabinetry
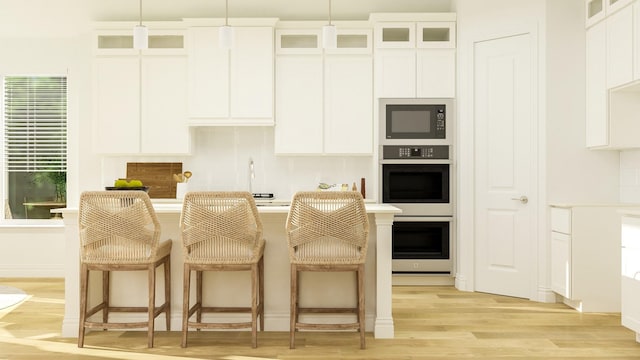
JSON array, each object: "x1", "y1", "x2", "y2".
[
  {"x1": 92, "y1": 28, "x2": 190, "y2": 154},
  {"x1": 621, "y1": 213, "x2": 640, "y2": 343},
  {"x1": 373, "y1": 18, "x2": 456, "y2": 98},
  {"x1": 585, "y1": 3, "x2": 635, "y2": 148},
  {"x1": 550, "y1": 205, "x2": 625, "y2": 312},
  {"x1": 274, "y1": 27, "x2": 373, "y2": 155},
  {"x1": 187, "y1": 26, "x2": 274, "y2": 126}
]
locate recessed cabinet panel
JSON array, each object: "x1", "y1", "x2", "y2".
[
  {"x1": 230, "y1": 27, "x2": 274, "y2": 119},
  {"x1": 93, "y1": 56, "x2": 140, "y2": 154},
  {"x1": 375, "y1": 49, "x2": 417, "y2": 98},
  {"x1": 187, "y1": 27, "x2": 229, "y2": 119},
  {"x1": 274, "y1": 56, "x2": 323, "y2": 154},
  {"x1": 416, "y1": 49, "x2": 455, "y2": 98},
  {"x1": 606, "y1": 5, "x2": 633, "y2": 89},
  {"x1": 141, "y1": 56, "x2": 190, "y2": 154},
  {"x1": 324, "y1": 56, "x2": 373, "y2": 154}
]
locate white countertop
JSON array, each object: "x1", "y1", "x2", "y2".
[
  {"x1": 549, "y1": 202, "x2": 640, "y2": 208},
  {"x1": 57, "y1": 202, "x2": 402, "y2": 215}
]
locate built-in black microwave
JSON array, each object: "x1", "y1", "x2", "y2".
[{"x1": 380, "y1": 98, "x2": 453, "y2": 143}]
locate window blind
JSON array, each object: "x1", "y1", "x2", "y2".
[{"x1": 4, "y1": 76, "x2": 67, "y2": 172}]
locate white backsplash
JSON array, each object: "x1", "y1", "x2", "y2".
[
  {"x1": 620, "y1": 149, "x2": 640, "y2": 203},
  {"x1": 101, "y1": 127, "x2": 376, "y2": 201}
]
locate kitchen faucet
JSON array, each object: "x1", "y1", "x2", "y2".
[{"x1": 249, "y1": 158, "x2": 255, "y2": 195}]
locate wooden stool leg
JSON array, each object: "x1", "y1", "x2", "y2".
[
  {"x1": 164, "y1": 256, "x2": 171, "y2": 331},
  {"x1": 251, "y1": 263, "x2": 258, "y2": 348},
  {"x1": 290, "y1": 263, "x2": 297, "y2": 349},
  {"x1": 147, "y1": 264, "x2": 156, "y2": 348},
  {"x1": 196, "y1": 270, "x2": 203, "y2": 326},
  {"x1": 358, "y1": 264, "x2": 366, "y2": 349},
  {"x1": 78, "y1": 264, "x2": 89, "y2": 348},
  {"x1": 259, "y1": 256, "x2": 265, "y2": 332},
  {"x1": 181, "y1": 263, "x2": 191, "y2": 348},
  {"x1": 102, "y1": 270, "x2": 109, "y2": 328}
]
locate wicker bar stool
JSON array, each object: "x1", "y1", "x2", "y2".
[
  {"x1": 286, "y1": 191, "x2": 369, "y2": 349},
  {"x1": 77, "y1": 191, "x2": 172, "y2": 348},
  {"x1": 180, "y1": 191, "x2": 265, "y2": 348}
]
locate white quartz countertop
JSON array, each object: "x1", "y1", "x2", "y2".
[
  {"x1": 549, "y1": 202, "x2": 640, "y2": 208},
  {"x1": 56, "y1": 202, "x2": 403, "y2": 215}
]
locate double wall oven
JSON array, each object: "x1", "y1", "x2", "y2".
[{"x1": 379, "y1": 98, "x2": 455, "y2": 275}]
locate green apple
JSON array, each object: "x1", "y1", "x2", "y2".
[
  {"x1": 114, "y1": 179, "x2": 128, "y2": 188},
  {"x1": 128, "y1": 179, "x2": 143, "y2": 187}
]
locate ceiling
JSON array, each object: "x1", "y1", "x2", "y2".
[{"x1": 0, "y1": 0, "x2": 453, "y2": 37}]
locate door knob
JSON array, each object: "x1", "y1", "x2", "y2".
[{"x1": 511, "y1": 196, "x2": 528, "y2": 204}]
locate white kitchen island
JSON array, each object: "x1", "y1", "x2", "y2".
[{"x1": 57, "y1": 202, "x2": 401, "y2": 339}]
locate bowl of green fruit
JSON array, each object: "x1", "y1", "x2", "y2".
[{"x1": 105, "y1": 179, "x2": 149, "y2": 192}]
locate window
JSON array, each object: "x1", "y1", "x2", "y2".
[{"x1": 3, "y1": 76, "x2": 67, "y2": 219}]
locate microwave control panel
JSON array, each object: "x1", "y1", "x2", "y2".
[
  {"x1": 383, "y1": 145, "x2": 449, "y2": 160},
  {"x1": 436, "y1": 109, "x2": 445, "y2": 133}
]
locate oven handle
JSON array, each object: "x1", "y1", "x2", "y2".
[
  {"x1": 380, "y1": 159, "x2": 453, "y2": 165},
  {"x1": 393, "y1": 216, "x2": 453, "y2": 222}
]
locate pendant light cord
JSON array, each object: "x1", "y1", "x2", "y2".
[
  {"x1": 328, "y1": 0, "x2": 332, "y2": 25},
  {"x1": 225, "y1": 0, "x2": 229, "y2": 26},
  {"x1": 139, "y1": 0, "x2": 143, "y2": 26}
]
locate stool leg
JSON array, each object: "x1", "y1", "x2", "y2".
[
  {"x1": 196, "y1": 270, "x2": 203, "y2": 326},
  {"x1": 78, "y1": 264, "x2": 89, "y2": 348},
  {"x1": 181, "y1": 263, "x2": 191, "y2": 348},
  {"x1": 251, "y1": 262, "x2": 258, "y2": 348},
  {"x1": 290, "y1": 263, "x2": 297, "y2": 349},
  {"x1": 259, "y1": 256, "x2": 265, "y2": 332},
  {"x1": 102, "y1": 270, "x2": 109, "y2": 328},
  {"x1": 147, "y1": 264, "x2": 156, "y2": 348},
  {"x1": 164, "y1": 256, "x2": 171, "y2": 331},
  {"x1": 358, "y1": 264, "x2": 365, "y2": 349}
]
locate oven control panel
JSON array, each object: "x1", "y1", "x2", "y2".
[{"x1": 383, "y1": 145, "x2": 449, "y2": 159}]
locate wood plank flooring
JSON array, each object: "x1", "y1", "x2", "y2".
[{"x1": 0, "y1": 278, "x2": 639, "y2": 359}]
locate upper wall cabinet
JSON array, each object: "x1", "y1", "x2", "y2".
[
  {"x1": 92, "y1": 27, "x2": 191, "y2": 155},
  {"x1": 187, "y1": 26, "x2": 274, "y2": 126},
  {"x1": 372, "y1": 15, "x2": 456, "y2": 99},
  {"x1": 585, "y1": 2, "x2": 639, "y2": 149},
  {"x1": 274, "y1": 26, "x2": 373, "y2": 155}
]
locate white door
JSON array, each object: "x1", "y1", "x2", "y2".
[{"x1": 474, "y1": 33, "x2": 535, "y2": 299}]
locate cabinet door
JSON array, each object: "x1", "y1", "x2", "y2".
[
  {"x1": 324, "y1": 55, "x2": 373, "y2": 154},
  {"x1": 93, "y1": 56, "x2": 140, "y2": 154},
  {"x1": 606, "y1": 5, "x2": 633, "y2": 88},
  {"x1": 274, "y1": 55, "x2": 323, "y2": 154},
  {"x1": 374, "y1": 23, "x2": 415, "y2": 49},
  {"x1": 585, "y1": 21, "x2": 608, "y2": 148},
  {"x1": 375, "y1": 49, "x2": 416, "y2": 98},
  {"x1": 141, "y1": 55, "x2": 190, "y2": 154},
  {"x1": 187, "y1": 27, "x2": 229, "y2": 119},
  {"x1": 586, "y1": 0, "x2": 606, "y2": 27},
  {"x1": 230, "y1": 27, "x2": 273, "y2": 121},
  {"x1": 550, "y1": 231, "x2": 572, "y2": 298},
  {"x1": 417, "y1": 49, "x2": 456, "y2": 98}
]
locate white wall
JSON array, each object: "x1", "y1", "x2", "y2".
[
  {"x1": 545, "y1": 1, "x2": 619, "y2": 204},
  {"x1": 0, "y1": 36, "x2": 90, "y2": 277}
]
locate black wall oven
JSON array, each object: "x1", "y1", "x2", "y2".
[
  {"x1": 391, "y1": 217, "x2": 453, "y2": 274},
  {"x1": 379, "y1": 145, "x2": 455, "y2": 274}
]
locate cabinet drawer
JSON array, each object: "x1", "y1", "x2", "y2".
[{"x1": 551, "y1": 207, "x2": 572, "y2": 234}]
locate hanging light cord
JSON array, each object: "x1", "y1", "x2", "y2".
[
  {"x1": 328, "y1": 0, "x2": 332, "y2": 25},
  {"x1": 139, "y1": 0, "x2": 143, "y2": 26},
  {"x1": 225, "y1": 0, "x2": 229, "y2": 26}
]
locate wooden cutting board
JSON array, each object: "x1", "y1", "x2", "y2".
[{"x1": 126, "y1": 162, "x2": 182, "y2": 199}]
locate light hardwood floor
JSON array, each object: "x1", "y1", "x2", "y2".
[{"x1": 1, "y1": 278, "x2": 639, "y2": 359}]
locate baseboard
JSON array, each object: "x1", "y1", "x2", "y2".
[{"x1": 392, "y1": 274, "x2": 455, "y2": 286}]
